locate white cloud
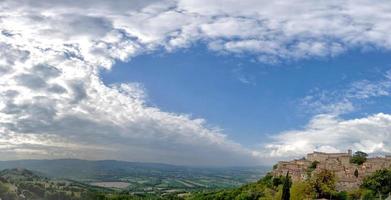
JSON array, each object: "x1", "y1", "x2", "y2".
[
  {"x1": 2, "y1": 0, "x2": 391, "y2": 165},
  {"x1": 176, "y1": 0, "x2": 391, "y2": 61},
  {"x1": 3, "y1": 0, "x2": 391, "y2": 62},
  {"x1": 264, "y1": 113, "x2": 391, "y2": 159},
  {"x1": 261, "y1": 68, "x2": 391, "y2": 161},
  {"x1": 231, "y1": 67, "x2": 256, "y2": 85},
  {"x1": 346, "y1": 77, "x2": 391, "y2": 99}
]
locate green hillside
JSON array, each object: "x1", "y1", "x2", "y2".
[
  {"x1": 0, "y1": 168, "x2": 108, "y2": 200},
  {"x1": 187, "y1": 168, "x2": 391, "y2": 200},
  {"x1": 0, "y1": 168, "x2": 179, "y2": 200}
]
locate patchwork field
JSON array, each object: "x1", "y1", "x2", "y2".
[{"x1": 90, "y1": 181, "x2": 130, "y2": 189}]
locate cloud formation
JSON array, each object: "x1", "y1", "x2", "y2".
[
  {"x1": 266, "y1": 69, "x2": 391, "y2": 159},
  {"x1": 265, "y1": 113, "x2": 391, "y2": 158},
  {"x1": 6, "y1": 0, "x2": 391, "y2": 62},
  {"x1": 2, "y1": 0, "x2": 391, "y2": 165}
]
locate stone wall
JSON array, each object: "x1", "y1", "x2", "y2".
[
  {"x1": 272, "y1": 150, "x2": 391, "y2": 191},
  {"x1": 275, "y1": 159, "x2": 311, "y2": 182}
]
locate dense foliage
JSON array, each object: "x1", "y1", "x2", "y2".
[
  {"x1": 188, "y1": 167, "x2": 391, "y2": 200},
  {"x1": 310, "y1": 169, "x2": 337, "y2": 198},
  {"x1": 361, "y1": 168, "x2": 391, "y2": 199},
  {"x1": 290, "y1": 181, "x2": 314, "y2": 200},
  {"x1": 187, "y1": 173, "x2": 285, "y2": 200}
]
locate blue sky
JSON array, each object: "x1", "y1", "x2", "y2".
[
  {"x1": 3, "y1": 0, "x2": 391, "y2": 166},
  {"x1": 103, "y1": 46, "x2": 391, "y2": 147}
]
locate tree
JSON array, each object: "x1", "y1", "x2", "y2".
[
  {"x1": 361, "y1": 168, "x2": 391, "y2": 199},
  {"x1": 350, "y1": 151, "x2": 368, "y2": 165},
  {"x1": 257, "y1": 172, "x2": 273, "y2": 188},
  {"x1": 272, "y1": 176, "x2": 284, "y2": 188},
  {"x1": 354, "y1": 169, "x2": 359, "y2": 178},
  {"x1": 281, "y1": 172, "x2": 291, "y2": 200},
  {"x1": 273, "y1": 164, "x2": 278, "y2": 170},
  {"x1": 290, "y1": 181, "x2": 315, "y2": 200},
  {"x1": 310, "y1": 169, "x2": 337, "y2": 199}
]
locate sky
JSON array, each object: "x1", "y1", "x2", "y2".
[{"x1": 1, "y1": 0, "x2": 391, "y2": 166}]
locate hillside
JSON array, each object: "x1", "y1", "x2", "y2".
[
  {"x1": 0, "y1": 168, "x2": 185, "y2": 200},
  {"x1": 0, "y1": 168, "x2": 116, "y2": 200},
  {"x1": 188, "y1": 167, "x2": 391, "y2": 200}
]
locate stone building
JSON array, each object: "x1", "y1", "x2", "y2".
[
  {"x1": 307, "y1": 150, "x2": 352, "y2": 165},
  {"x1": 273, "y1": 150, "x2": 391, "y2": 190}
]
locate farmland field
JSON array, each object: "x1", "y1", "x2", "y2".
[{"x1": 90, "y1": 181, "x2": 130, "y2": 189}]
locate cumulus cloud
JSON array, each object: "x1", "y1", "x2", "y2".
[
  {"x1": 267, "y1": 69, "x2": 391, "y2": 160},
  {"x1": 264, "y1": 113, "x2": 391, "y2": 158},
  {"x1": 0, "y1": 42, "x2": 256, "y2": 165},
  {"x1": 2, "y1": 0, "x2": 391, "y2": 165}
]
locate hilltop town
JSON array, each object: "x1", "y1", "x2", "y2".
[{"x1": 273, "y1": 150, "x2": 391, "y2": 190}]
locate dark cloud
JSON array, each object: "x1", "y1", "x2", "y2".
[
  {"x1": 33, "y1": 64, "x2": 60, "y2": 78},
  {"x1": 16, "y1": 74, "x2": 47, "y2": 89}
]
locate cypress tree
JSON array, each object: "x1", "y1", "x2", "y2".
[{"x1": 281, "y1": 171, "x2": 291, "y2": 200}]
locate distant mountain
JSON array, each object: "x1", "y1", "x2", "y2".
[{"x1": 0, "y1": 159, "x2": 184, "y2": 180}]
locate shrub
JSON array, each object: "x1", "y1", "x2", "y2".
[
  {"x1": 290, "y1": 181, "x2": 315, "y2": 200},
  {"x1": 361, "y1": 168, "x2": 391, "y2": 199},
  {"x1": 310, "y1": 169, "x2": 337, "y2": 199}
]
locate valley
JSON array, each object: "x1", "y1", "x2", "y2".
[{"x1": 0, "y1": 159, "x2": 268, "y2": 199}]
